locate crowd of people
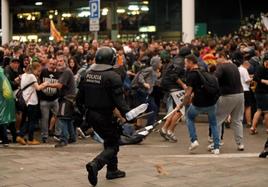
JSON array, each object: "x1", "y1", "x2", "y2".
[{"x1": 0, "y1": 15, "x2": 268, "y2": 160}]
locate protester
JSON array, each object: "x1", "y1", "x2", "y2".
[
  {"x1": 213, "y1": 53, "x2": 245, "y2": 151},
  {"x1": 160, "y1": 52, "x2": 187, "y2": 142},
  {"x1": 0, "y1": 67, "x2": 16, "y2": 147},
  {"x1": 47, "y1": 55, "x2": 76, "y2": 147},
  {"x1": 178, "y1": 54, "x2": 220, "y2": 154},
  {"x1": 131, "y1": 56, "x2": 162, "y2": 126},
  {"x1": 238, "y1": 59, "x2": 253, "y2": 128},
  {"x1": 39, "y1": 58, "x2": 60, "y2": 143},
  {"x1": 16, "y1": 62, "x2": 48, "y2": 145},
  {"x1": 250, "y1": 53, "x2": 268, "y2": 134}
]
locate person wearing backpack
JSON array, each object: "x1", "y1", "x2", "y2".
[
  {"x1": 213, "y1": 53, "x2": 245, "y2": 151},
  {"x1": 177, "y1": 54, "x2": 220, "y2": 154},
  {"x1": 16, "y1": 62, "x2": 48, "y2": 145}
]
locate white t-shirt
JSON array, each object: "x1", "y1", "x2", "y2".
[
  {"x1": 238, "y1": 65, "x2": 251, "y2": 91},
  {"x1": 21, "y1": 73, "x2": 38, "y2": 106}
]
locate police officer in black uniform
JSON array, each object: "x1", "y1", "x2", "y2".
[
  {"x1": 76, "y1": 47, "x2": 130, "y2": 186},
  {"x1": 259, "y1": 138, "x2": 268, "y2": 158}
]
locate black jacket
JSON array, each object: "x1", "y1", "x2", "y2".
[
  {"x1": 4, "y1": 66, "x2": 20, "y2": 90},
  {"x1": 76, "y1": 64, "x2": 130, "y2": 116}
]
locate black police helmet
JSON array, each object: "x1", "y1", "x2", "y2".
[{"x1": 95, "y1": 47, "x2": 116, "y2": 65}]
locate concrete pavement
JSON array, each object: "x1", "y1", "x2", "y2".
[{"x1": 0, "y1": 122, "x2": 267, "y2": 187}]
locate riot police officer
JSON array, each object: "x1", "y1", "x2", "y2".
[
  {"x1": 76, "y1": 47, "x2": 130, "y2": 186},
  {"x1": 259, "y1": 138, "x2": 268, "y2": 158}
]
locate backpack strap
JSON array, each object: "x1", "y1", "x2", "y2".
[{"x1": 21, "y1": 81, "x2": 36, "y2": 91}]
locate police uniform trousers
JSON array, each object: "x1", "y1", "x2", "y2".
[{"x1": 86, "y1": 110, "x2": 120, "y2": 172}]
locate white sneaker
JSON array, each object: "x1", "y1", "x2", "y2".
[
  {"x1": 207, "y1": 142, "x2": 224, "y2": 151},
  {"x1": 189, "y1": 140, "x2": 199, "y2": 151},
  {"x1": 237, "y1": 144, "x2": 245, "y2": 151},
  {"x1": 211, "y1": 149, "x2": 220, "y2": 155}
]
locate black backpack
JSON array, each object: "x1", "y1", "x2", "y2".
[
  {"x1": 196, "y1": 69, "x2": 220, "y2": 103},
  {"x1": 15, "y1": 81, "x2": 36, "y2": 110}
]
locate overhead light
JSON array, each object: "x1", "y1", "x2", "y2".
[
  {"x1": 62, "y1": 13, "x2": 72, "y2": 18},
  {"x1": 102, "y1": 12, "x2": 108, "y2": 16},
  {"x1": 28, "y1": 35, "x2": 38, "y2": 41},
  {"x1": 26, "y1": 15, "x2": 32, "y2": 20},
  {"x1": 12, "y1": 36, "x2": 20, "y2": 41},
  {"x1": 49, "y1": 15, "x2": 53, "y2": 19},
  {"x1": 143, "y1": 1, "x2": 149, "y2": 5},
  {"x1": 141, "y1": 6, "x2": 149, "y2": 11},
  {"x1": 141, "y1": 34, "x2": 146, "y2": 38},
  {"x1": 102, "y1": 8, "x2": 109, "y2": 16},
  {"x1": 139, "y1": 26, "x2": 156, "y2": 33},
  {"x1": 49, "y1": 36, "x2": 54, "y2": 41},
  {"x1": 117, "y1": 9, "x2": 125, "y2": 14},
  {"x1": 78, "y1": 11, "x2": 90, "y2": 17},
  {"x1": 35, "y1": 2, "x2": 43, "y2": 6},
  {"x1": 102, "y1": 8, "x2": 109, "y2": 12},
  {"x1": 128, "y1": 5, "x2": 139, "y2": 11},
  {"x1": 131, "y1": 11, "x2": 140, "y2": 15},
  {"x1": 55, "y1": 10, "x2": 58, "y2": 15},
  {"x1": 31, "y1": 16, "x2": 36, "y2": 21}
]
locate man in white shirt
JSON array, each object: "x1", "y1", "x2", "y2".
[{"x1": 238, "y1": 60, "x2": 252, "y2": 128}]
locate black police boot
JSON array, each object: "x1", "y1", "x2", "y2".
[
  {"x1": 259, "y1": 140, "x2": 268, "y2": 158},
  {"x1": 106, "y1": 169, "x2": 126, "y2": 180},
  {"x1": 86, "y1": 162, "x2": 98, "y2": 186}
]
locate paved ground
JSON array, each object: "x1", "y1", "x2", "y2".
[{"x1": 0, "y1": 122, "x2": 267, "y2": 187}]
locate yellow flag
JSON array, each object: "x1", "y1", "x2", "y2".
[{"x1": 50, "y1": 20, "x2": 63, "y2": 42}]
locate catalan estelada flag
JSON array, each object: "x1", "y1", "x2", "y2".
[{"x1": 50, "y1": 20, "x2": 63, "y2": 42}]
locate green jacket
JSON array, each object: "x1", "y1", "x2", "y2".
[{"x1": 0, "y1": 67, "x2": 16, "y2": 125}]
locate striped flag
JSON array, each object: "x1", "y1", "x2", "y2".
[
  {"x1": 261, "y1": 16, "x2": 268, "y2": 30},
  {"x1": 50, "y1": 20, "x2": 63, "y2": 42}
]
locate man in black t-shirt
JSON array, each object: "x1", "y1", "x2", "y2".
[
  {"x1": 160, "y1": 60, "x2": 187, "y2": 142},
  {"x1": 214, "y1": 56, "x2": 245, "y2": 151},
  {"x1": 177, "y1": 54, "x2": 220, "y2": 154},
  {"x1": 39, "y1": 58, "x2": 60, "y2": 143},
  {"x1": 47, "y1": 55, "x2": 76, "y2": 147}
]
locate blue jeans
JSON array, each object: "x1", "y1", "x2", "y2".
[
  {"x1": 186, "y1": 104, "x2": 220, "y2": 149},
  {"x1": 57, "y1": 118, "x2": 76, "y2": 144}
]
